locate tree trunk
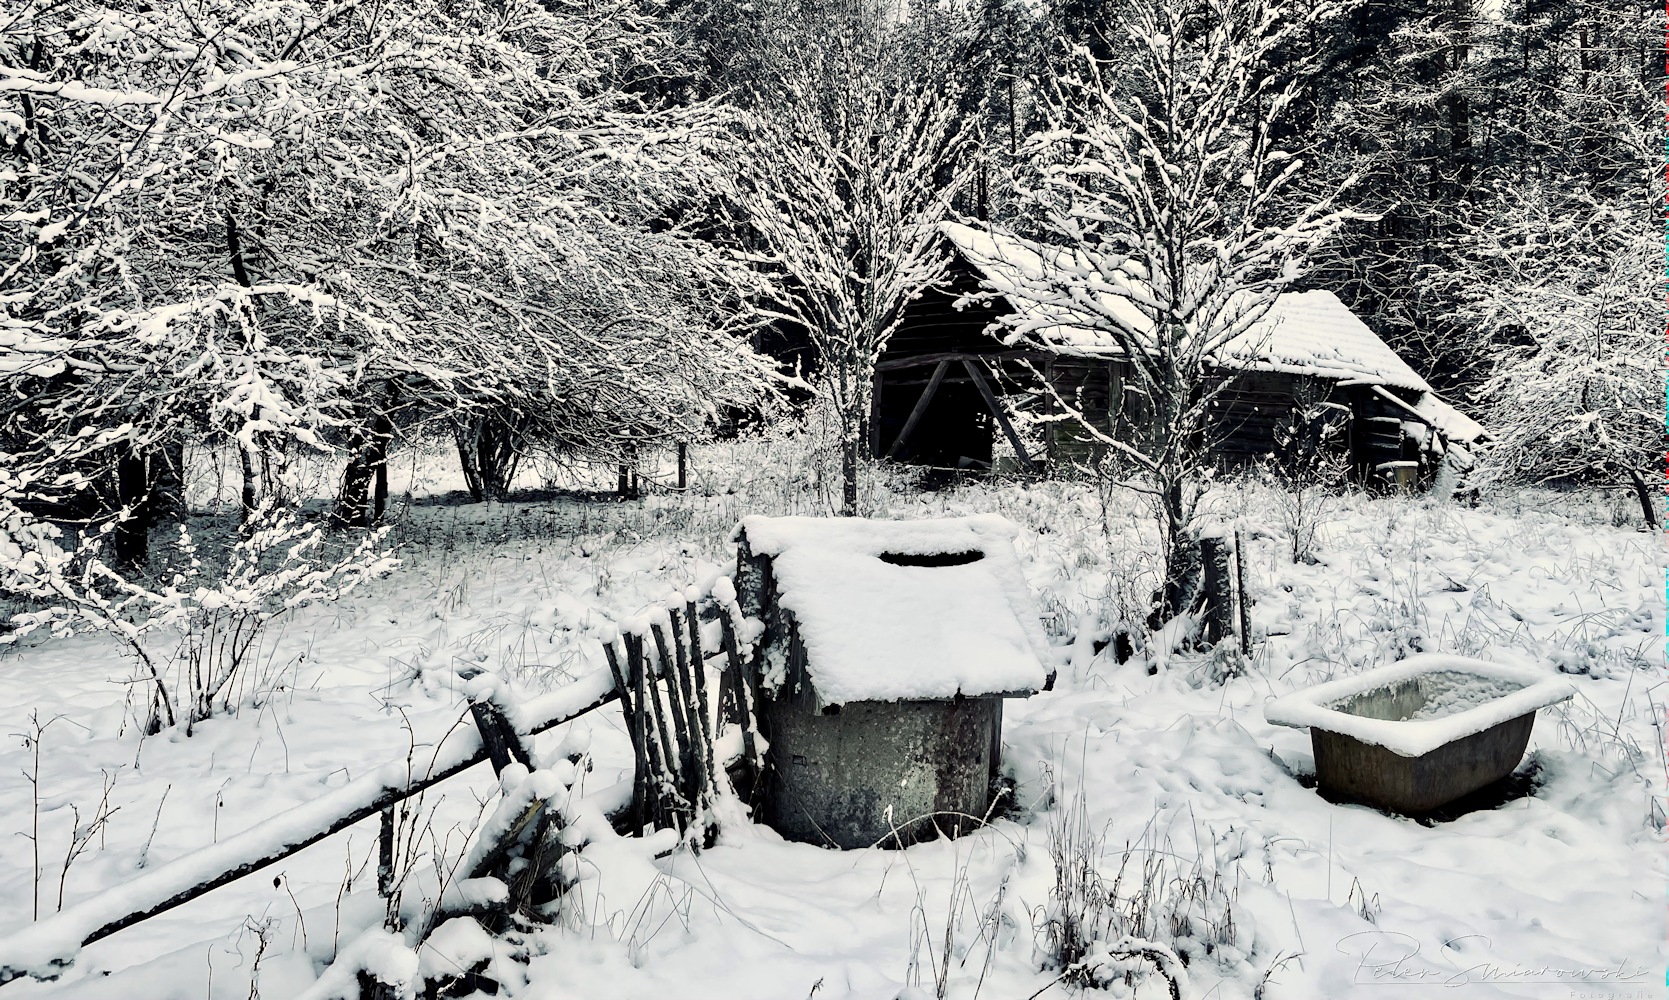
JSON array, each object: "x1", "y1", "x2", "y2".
[
  {"x1": 1150, "y1": 464, "x2": 1207, "y2": 629},
  {"x1": 338, "y1": 398, "x2": 396, "y2": 527},
  {"x1": 1200, "y1": 534, "x2": 1235, "y2": 645},
  {"x1": 453, "y1": 414, "x2": 523, "y2": 503},
  {"x1": 151, "y1": 438, "x2": 187, "y2": 525},
  {"x1": 617, "y1": 444, "x2": 641, "y2": 500},
  {"x1": 1628, "y1": 469, "x2": 1657, "y2": 530},
  {"x1": 373, "y1": 423, "x2": 390, "y2": 519},
  {"x1": 1160, "y1": 529, "x2": 1202, "y2": 626},
  {"x1": 238, "y1": 447, "x2": 259, "y2": 522},
  {"x1": 841, "y1": 434, "x2": 858, "y2": 517},
  {"x1": 110, "y1": 449, "x2": 151, "y2": 569},
  {"x1": 338, "y1": 453, "x2": 375, "y2": 527}
]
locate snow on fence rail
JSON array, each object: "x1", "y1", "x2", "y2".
[{"x1": 0, "y1": 669, "x2": 621, "y2": 986}]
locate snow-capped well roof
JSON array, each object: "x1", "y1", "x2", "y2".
[
  {"x1": 941, "y1": 223, "x2": 1432, "y2": 393},
  {"x1": 735, "y1": 515, "x2": 1051, "y2": 705}
]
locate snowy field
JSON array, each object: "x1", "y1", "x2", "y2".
[{"x1": 0, "y1": 437, "x2": 1662, "y2": 1000}]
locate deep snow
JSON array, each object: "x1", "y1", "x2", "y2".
[{"x1": 0, "y1": 436, "x2": 1661, "y2": 999}]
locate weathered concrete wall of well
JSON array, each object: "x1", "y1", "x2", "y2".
[{"x1": 759, "y1": 689, "x2": 1003, "y2": 849}]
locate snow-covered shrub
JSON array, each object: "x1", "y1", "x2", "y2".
[
  {"x1": 736, "y1": 1, "x2": 969, "y2": 516},
  {"x1": 1039, "y1": 780, "x2": 1248, "y2": 996},
  {"x1": 990, "y1": 0, "x2": 1366, "y2": 621},
  {"x1": 0, "y1": 501, "x2": 394, "y2": 734},
  {"x1": 1258, "y1": 393, "x2": 1351, "y2": 565},
  {"x1": 0, "y1": 0, "x2": 780, "y2": 528}
]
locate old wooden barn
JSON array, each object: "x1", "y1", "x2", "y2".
[{"x1": 872, "y1": 223, "x2": 1489, "y2": 489}]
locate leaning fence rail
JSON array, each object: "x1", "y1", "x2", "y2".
[{"x1": 0, "y1": 669, "x2": 620, "y2": 986}]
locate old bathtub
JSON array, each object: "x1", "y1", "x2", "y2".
[{"x1": 1264, "y1": 654, "x2": 1576, "y2": 814}]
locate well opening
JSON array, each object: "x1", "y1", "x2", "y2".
[{"x1": 877, "y1": 550, "x2": 985, "y2": 567}]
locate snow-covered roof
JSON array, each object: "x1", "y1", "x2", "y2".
[
  {"x1": 735, "y1": 515, "x2": 1051, "y2": 705},
  {"x1": 942, "y1": 222, "x2": 1154, "y2": 341},
  {"x1": 1411, "y1": 392, "x2": 1491, "y2": 445},
  {"x1": 941, "y1": 223, "x2": 1432, "y2": 393},
  {"x1": 1222, "y1": 292, "x2": 1431, "y2": 392}
]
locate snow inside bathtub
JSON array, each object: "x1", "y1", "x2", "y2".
[{"x1": 1329, "y1": 670, "x2": 1528, "y2": 724}]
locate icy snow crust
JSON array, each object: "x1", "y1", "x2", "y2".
[
  {"x1": 1401, "y1": 671, "x2": 1522, "y2": 721},
  {"x1": 736, "y1": 515, "x2": 1051, "y2": 704},
  {"x1": 1263, "y1": 654, "x2": 1576, "y2": 757}
]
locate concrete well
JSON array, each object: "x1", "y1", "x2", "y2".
[
  {"x1": 732, "y1": 515, "x2": 1052, "y2": 850},
  {"x1": 759, "y1": 684, "x2": 1003, "y2": 849}
]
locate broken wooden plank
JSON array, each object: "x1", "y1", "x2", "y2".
[{"x1": 885, "y1": 359, "x2": 951, "y2": 460}]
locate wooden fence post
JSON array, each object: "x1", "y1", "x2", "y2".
[
  {"x1": 685, "y1": 601, "x2": 717, "y2": 793},
  {"x1": 718, "y1": 614, "x2": 762, "y2": 800},
  {"x1": 1200, "y1": 534, "x2": 1235, "y2": 646},
  {"x1": 467, "y1": 699, "x2": 533, "y2": 775},
  {"x1": 602, "y1": 640, "x2": 648, "y2": 828},
  {"x1": 377, "y1": 807, "x2": 395, "y2": 898},
  {"x1": 1234, "y1": 526, "x2": 1253, "y2": 657}
]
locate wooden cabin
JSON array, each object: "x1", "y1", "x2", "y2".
[
  {"x1": 733, "y1": 514, "x2": 1051, "y2": 849},
  {"x1": 874, "y1": 224, "x2": 1490, "y2": 489}
]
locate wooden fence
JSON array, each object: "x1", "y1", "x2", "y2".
[
  {"x1": 0, "y1": 581, "x2": 758, "y2": 989},
  {"x1": 600, "y1": 597, "x2": 761, "y2": 841},
  {"x1": 0, "y1": 671, "x2": 621, "y2": 985}
]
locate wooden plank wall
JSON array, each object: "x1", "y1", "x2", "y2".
[
  {"x1": 1039, "y1": 365, "x2": 1420, "y2": 482},
  {"x1": 885, "y1": 259, "x2": 1010, "y2": 361},
  {"x1": 1044, "y1": 357, "x2": 1119, "y2": 470}
]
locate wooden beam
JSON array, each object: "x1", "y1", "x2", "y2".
[
  {"x1": 885, "y1": 359, "x2": 951, "y2": 460},
  {"x1": 880, "y1": 374, "x2": 979, "y2": 387},
  {"x1": 1369, "y1": 385, "x2": 1435, "y2": 427},
  {"x1": 962, "y1": 357, "x2": 1037, "y2": 473},
  {"x1": 876, "y1": 349, "x2": 1051, "y2": 372}
]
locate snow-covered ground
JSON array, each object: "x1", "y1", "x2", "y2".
[{"x1": 0, "y1": 436, "x2": 1662, "y2": 999}]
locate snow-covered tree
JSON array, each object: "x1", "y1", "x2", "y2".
[
  {"x1": 736, "y1": 0, "x2": 970, "y2": 516},
  {"x1": 1447, "y1": 183, "x2": 1658, "y2": 525},
  {"x1": 1, "y1": 0, "x2": 777, "y2": 535},
  {"x1": 992, "y1": 0, "x2": 1360, "y2": 619},
  {"x1": 1420, "y1": 18, "x2": 1658, "y2": 525}
]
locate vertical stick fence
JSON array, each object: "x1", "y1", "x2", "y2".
[{"x1": 598, "y1": 591, "x2": 762, "y2": 847}]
